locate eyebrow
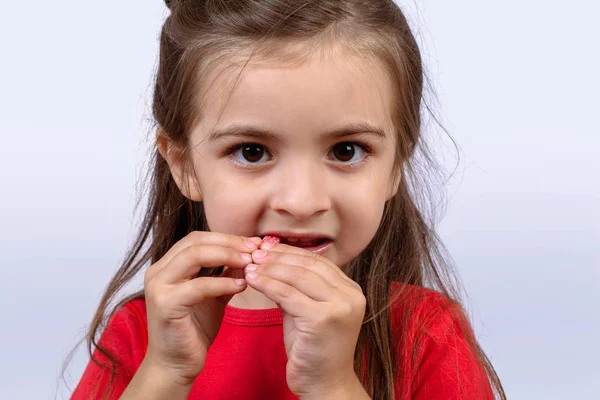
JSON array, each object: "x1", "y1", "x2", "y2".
[{"x1": 207, "y1": 122, "x2": 387, "y2": 143}]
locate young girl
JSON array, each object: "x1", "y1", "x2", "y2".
[{"x1": 71, "y1": 0, "x2": 505, "y2": 399}]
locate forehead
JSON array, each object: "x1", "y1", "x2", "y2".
[{"x1": 193, "y1": 50, "x2": 396, "y2": 142}]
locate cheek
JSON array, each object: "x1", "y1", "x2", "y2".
[
  {"x1": 346, "y1": 196, "x2": 385, "y2": 238},
  {"x1": 201, "y1": 184, "x2": 258, "y2": 234},
  {"x1": 336, "y1": 188, "x2": 386, "y2": 263},
  {"x1": 343, "y1": 171, "x2": 389, "y2": 223}
]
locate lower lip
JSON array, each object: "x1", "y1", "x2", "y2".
[{"x1": 295, "y1": 239, "x2": 333, "y2": 255}]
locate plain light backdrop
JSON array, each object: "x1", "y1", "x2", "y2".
[{"x1": 0, "y1": 1, "x2": 597, "y2": 399}]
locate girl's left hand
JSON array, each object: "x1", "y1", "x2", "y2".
[{"x1": 244, "y1": 242, "x2": 366, "y2": 398}]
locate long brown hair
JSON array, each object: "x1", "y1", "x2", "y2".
[{"x1": 66, "y1": 1, "x2": 505, "y2": 399}]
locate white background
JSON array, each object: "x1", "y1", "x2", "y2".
[{"x1": 0, "y1": 1, "x2": 597, "y2": 399}]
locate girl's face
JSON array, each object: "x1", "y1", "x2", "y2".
[{"x1": 170, "y1": 53, "x2": 399, "y2": 268}]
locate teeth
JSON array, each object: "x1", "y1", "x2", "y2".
[
  {"x1": 283, "y1": 237, "x2": 322, "y2": 242},
  {"x1": 280, "y1": 236, "x2": 329, "y2": 245}
]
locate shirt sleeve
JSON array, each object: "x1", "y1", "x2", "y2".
[
  {"x1": 409, "y1": 296, "x2": 495, "y2": 400},
  {"x1": 70, "y1": 301, "x2": 147, "y2": 400}
]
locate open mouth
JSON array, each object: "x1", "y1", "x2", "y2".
[
  {"x1": 262, "y1": 235, "x2": 333, "y2": 254},
  {"x1": 279, "y1": 237, "x2": 328, "y2": 248}
]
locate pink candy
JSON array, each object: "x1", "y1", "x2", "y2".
[{"x1": 262, "y1": 235, "x2": 280, "y2": 244}]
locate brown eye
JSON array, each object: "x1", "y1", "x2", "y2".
[
  {"x1": 332, "y1": 142, "x2": 356, "y2": 162},
  {"x1": 240, "y1": 144, "x2": 265, "y2": 162}
]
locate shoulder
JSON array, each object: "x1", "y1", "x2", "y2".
[
  {"x1": 110, "y1": 298, "x2": 148, "y2": 330},
  {"x1": 389, "y1": 282, "x2": 468, "y2": 340},
  {"x1": 71, "y1": 298, "x2": 148, "y2": 399},
  {"x1": 389, "y1": 283, "x2": 494, "y2": 399},
  {"x1": 99, "y1": 297, "x2": 148, "y2": 358}
]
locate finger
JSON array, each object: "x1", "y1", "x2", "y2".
[
  {"x1": 267, "y1": 244, "x2": 362, "y2": 291},
  {"x1": 258, "y1": 242, "x2": 348, "y2": 279},
  {"x1": 147, "y1": 231, "x2": 260, "y2": 280},
  {"x1": 220, "y1": 265, "x2": 246, "y2": 280},
  {"x1": 171, "y1": 276, "x2": 247, "y2": 309},
  {"x1": 156, "y1": 244, "x2": 252, "y2": 284},
  {"x1": 217, "y1": 268, "x2": 247, "y2": 304},
  {"x1": 252, "y1": 247, "x2": 356, "y2": 289},
  {"x1": 260, "y1": 242, "x2": 337, "y2": 269},
  {"x1": 244, "y1": 271, "x2": 316, "y2": 317},
  {"x1": 245, "y1": 263, "x2": 333, "y2": 301}
]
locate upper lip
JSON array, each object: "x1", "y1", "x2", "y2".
[{"x1": 261, "y1": 231, "x2": 333, "y2": 240}]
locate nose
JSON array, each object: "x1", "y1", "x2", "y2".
[{"x1": 269, "y1": 159, "x2": 331, "y2": 221}]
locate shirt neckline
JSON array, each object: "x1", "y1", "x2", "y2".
[{"x1": 224, "y1": 304, "x2": 284, "y2": 326}]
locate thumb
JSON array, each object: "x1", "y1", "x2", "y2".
[{"x1": 217, "y1": 266, "x2": 246, "y2": 305}]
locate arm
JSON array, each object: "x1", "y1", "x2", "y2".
[
  {"x1": 300, "y1": 374, "x2": 371, "y2": 400},
  {"x1": 325, "y1": 376, "x2": 371, "y2": 400},
  {"x1": 120, "y1": 358, "x2": 193, "y2": 400}
]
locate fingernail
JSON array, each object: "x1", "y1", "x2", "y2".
[
  {"x1": 249, "y1": 237, "x2": 263, "y2": 246},
  {"x1": 243, "y1": 239, "x2": 258, "y2": 250},
  {"x1": 253, "y1": 249, "x2": 267, "y2": 259},
  {"x1": 245, "y1": 263, "x2": 258, "y2": 271},
  {"x1": 241, "y1": 253, "x2": 252, "y2": 262},
  {"x1": 235, "y1": 278, "x2": 246, "y2": 286},
  {"x1": 261, "y1": 241, "x2": 276, "y2": 250},
  {"x1": 246, "y1": 272, "x2": 258, "y2": 280}
]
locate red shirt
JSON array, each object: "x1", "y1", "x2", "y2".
[{"x1": 71, "y1": 284, "x2": 494, "y2": 399}]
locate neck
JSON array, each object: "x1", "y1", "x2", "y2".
[{"x1": 228, "y1": 285, "x2": 278, "y2": 309}]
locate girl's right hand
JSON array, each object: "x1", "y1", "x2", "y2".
[{"x1": 141, "y1": 231, "x2": 260, "y2": 386}]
